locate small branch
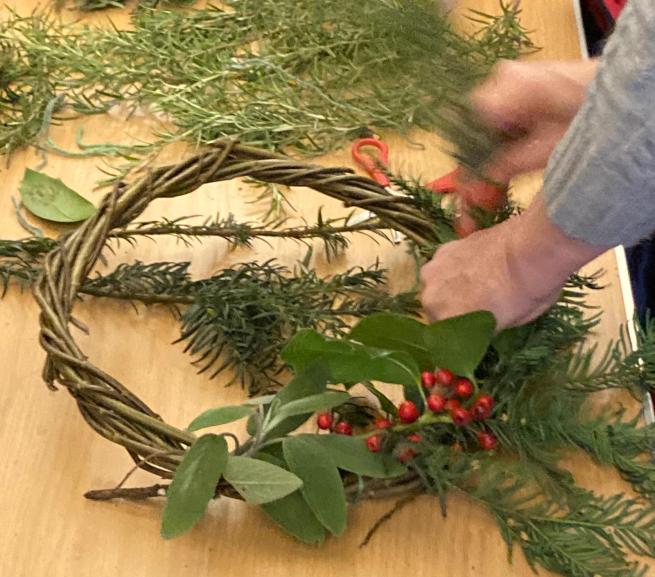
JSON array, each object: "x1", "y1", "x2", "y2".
[
  {"x1": 85, "y1": 484, "x2": 168, "y2": 501},
  {"x1": 359, "y1": 493, "x2": 420, "y2": 548}
]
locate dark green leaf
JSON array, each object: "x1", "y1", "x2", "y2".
[
  {"x1": 282, "y1": 330, "x2": 420, "y2": 388},
  {"x1": 20, "y1": 169, "x2": 96, "y2": 223},
  {"x1": 187, "y1": 405, "x2": 254, "y2": 432},
  {"x1": 350, "y1": 313, "x2": 432, "y2": 369},
  {"x1": 266, "y1": 391, "x2": 349, "y2": 432},
  {"x1": 305, "y1": 434, "x2": 407, "y2": 478},
  {"x1": 283, "y1": 437, "x2": 347, "y2": 535},
  {"x1": 161, "y1": 434, "x2": 228, "y2": 539},
  {"x1": 424, "y1": 311, "x2": 496, "y2": 377},
  {"x1": 223, "y1": 456, "x2": 302, "y2": 504},
  {"x1": 363, "y1": 382, "x2": 398, "y2": 416}
]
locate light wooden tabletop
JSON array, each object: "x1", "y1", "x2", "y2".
[{"x1": 0, "y1": 1, "x2": 638, "y2": 576}]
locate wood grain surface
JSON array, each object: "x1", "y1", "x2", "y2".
[{"x1": 0, "y1": 1, "x2": 639, "y2": 576}]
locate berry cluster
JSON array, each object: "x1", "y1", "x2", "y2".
[{"x1": 315, "y1": 367, "x2": 498, "y2": 461}]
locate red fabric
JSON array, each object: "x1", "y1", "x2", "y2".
[{"x1": 605, "y1": 0, "x2": 627, "y2": 19}]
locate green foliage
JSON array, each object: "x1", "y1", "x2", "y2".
[
  {"x1": 161, "y1": 434, "x2": 228, "y2": 539},
  {"x1": 424, "y1": 311, "x2": 496, "y2": 377},
  {"x1": 19, "y1": 169, "x2": 96, "y2": 223},
  {"x1": 223, "y1": 456, "x2": 302, "y2": 504},
  {"x1": 0, "y1": 1, "x2": 533, "y2": 156},
  {"x1": 187, "y1": 405, "x2": 254, "y2": 432},
  {"x1": 283, "y1": 436, "x2": 347, "y2": 536}
]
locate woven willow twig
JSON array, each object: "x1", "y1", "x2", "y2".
[{"x1": 33, "y1": 139, "x2": 439, "y2": 492}]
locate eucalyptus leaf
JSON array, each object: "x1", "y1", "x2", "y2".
[
  {"x1": 20, "y1": 169, "x2": 96, "y2": 223},
  {"x1": 283, "y1": 436, "x2": 347, "y2": 536},
  {"x1": 265, "y1": 391, "x2": 349, "y2": 432},
  {"x1": 424, "y1": 311, "x2": 496, "y2": 377},
  {"x1": 282, "y1": 330, "x2": 420, "y2": 388},
  {"x1": 305, "y1": 434, "x2": 407, "y2": 478},
  {"x1": 187, "y1": 405, "x2": 254, "y2": 432},
  {"x1": 161, "y1": 434, "x2": 228, "y2": 539},
  {"x1": 223, "y1": 456, "x2": 302, "y2": 504},
  {"x1": 350, "y1": 313, "x2": 433, "y2": 370}
]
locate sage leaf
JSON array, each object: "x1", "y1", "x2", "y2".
[
  {"x1": 282, "y1": 330, "x2": 420, "y2": 388},
  {"x1": 283, "y1": 436, "x2": 347, "y2": 536},
  {"x1": 255, "y1": 452, "x2": 326, "y2": 545},
  {"x1": 187, "y1": 405, "x2": 254, "y2": 431},
  {"x1": 350, "y1": 313, "x2": 433, "y2": 370},
  {"x1": 265, "y1": 391, "x2": 349, "y2": 432},
  {"x1": 264, "y1": 363, "x2": 330, "y2": 439},
  {"x1": 305, "y1": 434, "x2": 407, "y2": 478},
  {"x1": 20, "y1": 169, "x2": 96, "y2": 223},
  {"x1": 223, "y1": 456, "x2": 302, "y2": 504},
  {"x1": 424, "y1": 311, "x2": 496, "y2": 377},
  {"x1": 161, "y1": 434, "x2": 227, "y2": 539}
]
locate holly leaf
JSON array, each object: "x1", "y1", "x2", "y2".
[
  {"x1": 255, "y1": 453, "x2": 326, "y2": 545},
  {"x1": 223, "y1": 456, "x2": 302, "y2": 504},
  {"x1": 305, "y1": 434, "x2": 407, "y2": 478},
  {"x1": 424, "y1": 311, "x2": 496, "y2": 377},
  {"x1": 265, "y1": 391, "x2": 350, "y2": 432},
  {"x1": 161, "y1": 434, "x2": 228, "y2": 539},
  {"x1": 283, "y1": 436, "x2": 347, "y2": 536},
  {"x1": 349, "y1": 313, "x2": 433, "y2": 369},
  {"x1": 20, "y1": 169, "x2": 96, "y2": 223},
  {"x1": 282, "y1": 330, "x2": 420, "y2": 388},
  {"x1": 187, "y1": 405, "x2": 254, "y2": 432}
]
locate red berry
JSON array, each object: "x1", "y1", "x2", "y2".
[
  {"x1": 427, "y1": 393, "x2": 446, "y2": 413},
  {"x1": 421, "y1": 371, "x2": 437, "y2": 389},
  {"x1": 471, "y1": 394, "x2": 494, "y2": 421},
  {"x1": 407, "y1": 433, "x2": 422, "y2": 443},
  {"x1": 444, "y1": 398, "x2": 461, "y2": 412},
  {"x1": 435, "y1": 368, "x2": 455, "y2": 387},
  {"x1": 454, "y1": 378, "x2": 474, "y2": 399},
  {"x1": 398, "y1": 447, "x2": 416, "y2": 463},
  {"x1": 334, "y1": 421, "x2": 353, "y2": 435},
  {"x1": 316, "y1": 412, "x2": 333, "y2": 430},
  {"x1": 398, "y1": 401, "x2": 420, "y2": 424},
  {"x1": 451, "y1": 407, "x2": 472, "y2": 427},
  {"x1": 477, "y1": 431, "x2": 498, "y2": 450},
  {"x1": 375, "y1": 417, "x2": 393, "y2": 430},
  {"x1": 366, "y1": 433, "x2": 383, "y2": 453}
]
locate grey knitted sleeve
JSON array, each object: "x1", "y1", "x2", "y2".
[{"x1": 542, "y1": 0, "x2": 655, "y2": 247}]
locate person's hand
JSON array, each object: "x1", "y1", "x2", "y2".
[
  {"x1": 470, "y1": 59, "x2": 599, "y2": 183},
  {"x1": 420, "y1": 197, "x2": 607, "y2": 329},
  {"x1": 451, "y1": 59, "x2": 599, "y2": 239}
]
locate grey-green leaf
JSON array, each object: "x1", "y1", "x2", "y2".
[
  {"x1": 265, "y1": 391, "x2": 349, "y2": 432},
  {"x1": 187, "y1": 405, "x2": 254, "y2": 432},
  {"x1": 223, "y1": 456, "x2": 302, "y2": 504},
  {"x1": 305, "y1": 434, "x2": 407, "y2": 478},
  {"x1": 161, "y1": 434, "x2": 228, "y2": 539},
  {"x1": 349, "y1": 313, "x2": 433, "y2": 370},
  {"x1": 20, "y1": 169, "x2": 96, "y2": 223},
  {"x1": 255, "y1": 452, "x2": 326, "y2": 545},
  {"x1": 424, "y1": 311, "x2": 496, "y2": 377},
  {"x1": 283, "y1": 436, "x2": 347, "y2": 536}
]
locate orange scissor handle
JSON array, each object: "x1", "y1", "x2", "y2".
[{"x1": 351, "y1": 137, "x2": 391, "y2": 187}]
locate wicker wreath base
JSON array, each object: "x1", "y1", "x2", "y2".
[{"x1": 34, "y1": 139, "x2": 434, "y2": 499}]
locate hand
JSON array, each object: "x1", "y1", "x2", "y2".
[
  {"x1": 469, "y1": 59, "x2": 598, "y2": 183},
  {"x1": 420, "y1": 197, "x2": 607, "y2": 329},
  {"x1": 451, "y1": 59, "x2": 599, "y2": 238}
]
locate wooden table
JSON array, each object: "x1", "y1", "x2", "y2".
[{"x1": 0, "y1": 1, "x2": 638, "y2": 576}]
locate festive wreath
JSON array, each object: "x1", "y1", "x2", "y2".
[{"x1": 22, "y1": 138, "x2": 655, "y2": 577}]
